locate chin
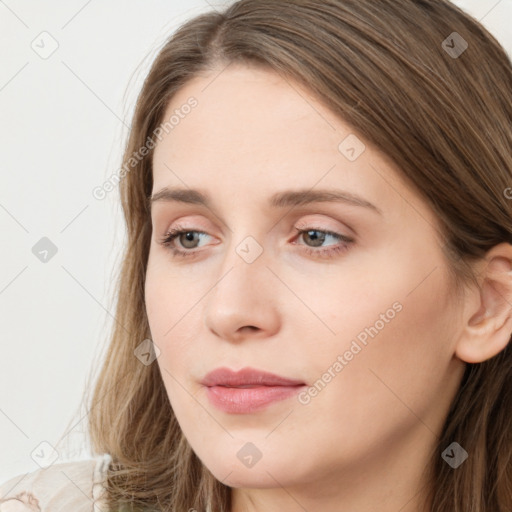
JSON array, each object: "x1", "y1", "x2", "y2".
[{"x1": 207, "y1": 463, "x2": 285, "y2": 489}]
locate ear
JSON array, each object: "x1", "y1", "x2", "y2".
[{"x1": 455, "y1": 242, "x2": 512, "y2": 364}]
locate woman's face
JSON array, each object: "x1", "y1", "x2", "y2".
[{"x1": 145, "y1": 63, "x2": 466, "y2": 498}]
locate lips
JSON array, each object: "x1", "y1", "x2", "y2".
[
  {"x1": 200, "y1": 366, "x2": 305, "y2": 387},
  {"x1": 201, "y1": 367, "x2": 306, "y2": 414}
]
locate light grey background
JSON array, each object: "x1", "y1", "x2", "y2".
[{"x1": 0, "y1": 0, "x2": 510, "y2": 483}]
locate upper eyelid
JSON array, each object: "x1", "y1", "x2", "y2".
[
  {"x1": 151, "y1": 205, "x2": 361, "y2": 231},
  {"x1": 156, "y1": 212, "x2": 355, "y2": 233},
  {"x1": 162, "y1": 224, "x2": 347, "y2": 237}
]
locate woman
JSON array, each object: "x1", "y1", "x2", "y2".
[{"x1": 1, "y1": 0, "x2": 511, "y2": 511}]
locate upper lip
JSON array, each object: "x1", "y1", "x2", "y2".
[{"x1": 201, "y1": 367, "x2": 305, "y2": 387}]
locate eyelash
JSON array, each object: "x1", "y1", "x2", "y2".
[{"x1": 158, "y1": 224, "x2": 354, "y2": 260}]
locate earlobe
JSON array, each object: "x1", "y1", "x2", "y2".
[{"x1": 455, "y1": 244, "x2": 512, "y2": 364}]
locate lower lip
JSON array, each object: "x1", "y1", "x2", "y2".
[{"x1": 205, "y1": 385, "x2": 305, "y2": 414}]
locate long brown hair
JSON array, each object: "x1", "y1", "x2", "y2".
[{"x1": 82, "y1": 1, "x2": 512, "y2": 510}]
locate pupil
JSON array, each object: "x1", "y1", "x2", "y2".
[
  {"x1": 182, "y1": 232, "x2": 197, "y2": 248},
  {"x1": 307, "y1": 230, "x2": 325, "y2": 247}
]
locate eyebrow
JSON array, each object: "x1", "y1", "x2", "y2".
[{"x1": 148, "y1": 187, "x2": 382, "y2": 215}]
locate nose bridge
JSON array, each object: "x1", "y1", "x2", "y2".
[
  {"x1": 203, "y1": 229, "x2": 280, "y2": 340},
  {"x1": 212, "y1": 231, "x2": 268, "y2": 305},
  {"x1": 217, "y1": 209, "x2": 271, "y2": 279}
]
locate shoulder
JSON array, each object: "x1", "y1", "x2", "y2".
[{"x1": 0, "y1": 453, "x2": 111, "y2": 512}]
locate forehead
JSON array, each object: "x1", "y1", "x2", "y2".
[
  {"x1": 150, "y1": 63, "x2": 430, "y2": 225},
  {"x1": 156, "y1": 63, "x2": 340, "y2": 157},
  {"x1": 157, "y1": 66, "x2": 350, "y2": 173}
]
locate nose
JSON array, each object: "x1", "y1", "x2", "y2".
[{"x1": 203, "y1": 243, "x2": 281, "y2": 343}]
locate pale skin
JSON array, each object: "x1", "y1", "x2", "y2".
[{"x1": 144, "y1": 63, "x2": 512, "y2": 512}]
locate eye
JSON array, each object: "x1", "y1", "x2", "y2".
[
  {"x1": 157, "y1": 224, "x2": 354, "y2": 260},
  {"x1": 292, "y1": 227, "x2": 354, "y2": 259},
  {"x1": 158, "y1": 224, "x2": 211, "y2": 259}
]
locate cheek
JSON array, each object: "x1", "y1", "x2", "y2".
[
  {"x1": 331, "y1": 241, "x2": 458, "y2": 364},
  {"x1": 372, "y1": 263, "x2": 457, "y2": 367},
  {"x1": 317, "y1": 261, "x2": 457, "y2": 427},
  {"x1": 144, "y1": 252, "x2": 194, "y2": 335},
  {"x1": 144, "y1": 254, "x2": 208, "y2": 375}
]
